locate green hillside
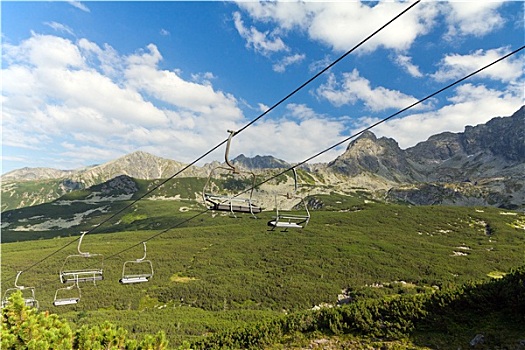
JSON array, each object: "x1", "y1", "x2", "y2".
[
  {"x1": 1, "y1": 179, "x2": 80, "y2": 212},
  {"x1": 4, "y1": 266, "x2": 524, "y2": 349},
  {"x1": 1, "y1": 190, "x2": 524, "y2": 348}
]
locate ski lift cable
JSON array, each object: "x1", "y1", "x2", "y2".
[
  {"x1": 8, "y1": 45, "x2": 523, "y2": 293},
  {"x1": 233, "y1": 45, "x2": 525, "y2": 198},
  {"x1": 98, "y1": 211, "x2": 211, "y2": 262},
  {"x1": 4, "y1": 0, "x2": 423, "y2": 282},
  {"x1": 4, "y1": 141, "x2": 228, "y2": 282},
  {"x1": 233, "y1": 0, "x2": 422, "y2": 135},
  {"x1": 101, "y1": 44, "x2": 525, "y2": 262},
  {"x1": 203, "y1": 130, "x2": 262, "y2": 218}
]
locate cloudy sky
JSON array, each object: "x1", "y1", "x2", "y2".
[{"x1": 2, "y1": 1, "x2": 523, "y2": 174}]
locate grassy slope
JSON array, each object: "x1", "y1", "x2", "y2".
[
  {"x1": 1, "y1": 194, "x2": 524, "y2": 348},
  {"x1": 1, "y1": 179, "x2": 71, "y2": 212}
]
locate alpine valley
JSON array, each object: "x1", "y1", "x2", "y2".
[
  {"x1": 2, "y1": 106, "x2": 524, "y2": 214},
  {"x1": 1, "y1": 107, "x2": 525, "y2": 349}
]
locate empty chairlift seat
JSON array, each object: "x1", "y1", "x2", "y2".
[
  {"x1": 59, "y1": 232, "x2": 103, "y2": 284},
  {"x1": 202, "y1": 130, "x2": 262, "y2": 218},
  {"x1": 53, "y1": 279, "x2": 81, "y2": 306},
  {"x1": 120, "y1": 242, "x2": 154, "y2": 284},
  {"x1": 1, "y1": 271, "x2": 39, "y2": 309},
  {"x1": 267, "y1": 168, "x2": 310, "y2": 231},
  {"x1": 204, "y1": 193, "x2": 262, "y2": 214}
]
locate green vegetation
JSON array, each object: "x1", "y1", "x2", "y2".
[
  {"x1": 2, "y1": 291, "x2": 168, "y2": 349},
  {"x1": 2, "y1": 267, "x2": 524, "y2": 349},
  {"x1": 190, "y1": 265, "x2": 525, "y2": 349},
  {"x1": 1, "y1": 179, "x2": 82, "y2": 212},
  {"x1": 2, "y1": 188, "x2": 525, "y2": 348}
]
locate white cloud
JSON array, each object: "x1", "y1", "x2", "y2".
[
  {"x1": 60, "y1": 142, "x2": 118, "y2": 162},
  {"x1": 78, "y1": 39, "x2": 122, "y2": 77},
  {"x1": 443, "y1": 1, "x2": 504, "y2": 39},
  {"x1": 237, "y1": 1, "x2": 509, "y2": 56},
  {"x1": 160, "y1": 29, "x2": 170, "y2": 36},
  {"x1": 233, "y1": 11, "x2": 288, "y2": 56},
  {"x1": 431, "y1": 47, "x2": 524, "y2": 83},
  {"x1": 308, "y1": 55, "x2": 333, "y2": 74},
  {"x1": 272, "y1": 53, "x2": 305, "y2": 73},
  {"x1": 232, "y1": 107, "x2": 347, "y2": 164},
  {"x1": 235, "y1": 1, "x2": 309, "y2": 31},
  {"x1": 2, "y1": 124, "x2": 50, "y2": 150},
  {"x1": 286, "y1": 103, "x2": 317, "y2": 120},
  {"x1": 2, "y1": 65, "x2": 38, "y2": 96},
  {"x1": 68, "y1": 1, "x2": 90, "y2": 13},
  {"x1": 44, "y1": 22, "x2": 75, "y2": 36},
  {"x1": 124, "y1": 45, "x2": 243, "y2": 123},
  {"x1": 126, "y1": 43, "x2": 163, "y2": 67},
  {"x1": 357, "y1": 83, "x2": 523, "y2": 149},
  {"x1": 316, "y1": 69, "x2": 421, "y2": 112},
  {"x1": 191, "y1": 72, "x2": 216, "y2": 85},
  {"x1": 394, "y1": 54, "x2": 423, "y2": 78},
  {"x1": 237, "y1": 1, "x2": 439, "y2": 54},
  {"x1": 258, "y1": 103, "x2": 269, "y2": 113},
  {"x1": 4, "y1": 33, "x2": 84, "y2": 68},
  {"x1": 1, "y1": 33, "x2": 248, "y2": 168}
]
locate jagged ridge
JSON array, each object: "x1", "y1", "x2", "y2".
[{"x1": 1, "y1": 106, "x2": 523, "y2": 211}]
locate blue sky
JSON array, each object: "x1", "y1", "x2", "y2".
[{"x1": 2, "y1": 1, "x2": 524, "y2": 175}]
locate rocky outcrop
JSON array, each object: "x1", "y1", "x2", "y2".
[
  {"x1": 405, "y1": 106, "x2": 524, "y2": 181},
  {"x1": 91, "y1": 175, "x2": 139, "y2": 196},
  {"x1": 1, "y1": 107, "x2": 523, "y2": 211},
  {"x1": 232, "y1": 154, "x2": 291, "y2": 170},
  {"x1": 327, "y1": 131, "x2": 420, "y2": 182},
  {"x1": 324, "y1": 107, "x2": 524, "y2": 209},
  {"x1": 1, "y1": 167, "x2": 76, "y2": 181}
]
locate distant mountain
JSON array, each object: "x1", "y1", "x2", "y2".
[
  {"x1": 327, "y1": 106, "x2": 524, "y2": 208},
  {"x1": 232, "y1": 154, "x2": 291, "y2": 170},
  {"x1": 2, "y1": 167, "x2": 78, "y2": 182},
  {"x1": 405, "y1": 106, "x2": 524, "y2": 181},
  {"x1": 1, "y1": 106, "x2": 523, "y2": 211},
  {"x1": 0, "y1": 152, "x2": 206, "y2": 211},
  {"x1": 68, "y1": 151, "x2": 205, "y2": 186},
  {"x1": 3, "y1": 151, "x2": 205, "y2": 185},
  {"x1": 327, "y1": 131, "x2": 422, "y2": 182}
]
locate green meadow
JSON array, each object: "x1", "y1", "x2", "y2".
[{"x1": 2, "y1": 192, "x2": 524, "y2": 348}]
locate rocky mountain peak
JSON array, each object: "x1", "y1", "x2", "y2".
[
  {"x1": 1, "y1": 167, "x2": 76, "y2": 182},
  {"x1": 232, "y1": 154, "x2": 291, "y2": 169},
  {"x1": 2, "y1": 106, "x2": 523, "y2": 212},
  {"x1": 406, "y1": 106, "x2": 524, "y2": 173},
  {"x1": 328, "y1": 131, "x2": 416, "y2": 182},
  {"x1": 462, "y1": 107, "x2": 524, "y2": 162},
  {"x1": 74, "y1": 151, "x2": 195, "y2": 183}
]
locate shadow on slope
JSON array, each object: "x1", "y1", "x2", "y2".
[{"x1": 189, "y1": 265, "x2": 525, "y2": 349}]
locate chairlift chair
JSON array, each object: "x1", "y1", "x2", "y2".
[
  {"x1": 53, "y1": 278, "x2": 81, "y2": 306},
  {"x1": 203, "y1": 130, "x2": 262, "y2": 218},
  {"x1": 268, "y1": 168, "x2": 310, "y2": 231},
  {"x1": 59, "y1": 232, "x2": 103, "y2": 284},
  {"x1": 1, "y1": 271, "x2": 39, "y2": 309},
  {"x1": 119, "y1": 242, "x2": 154, "y2": 284}
]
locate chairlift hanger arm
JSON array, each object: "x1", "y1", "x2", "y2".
[
  {"x1": 77, "y1": 231, "x2": 91, "y2": 256},
  {"x1": 202, "y1": 129, "x2": 261, "y2": 218},
  {"x1": 14, "y1": 271, "x2": 24, "y2": 288},
  {"x1": 137, "y1": 242, "x2": 147, "y2": 262},
  {"x1": 225, "y1": 129, "x2": 238, "y2": 173},
  {"x1": 120, "y1": 243, "x2": 154, "y2": 284}
]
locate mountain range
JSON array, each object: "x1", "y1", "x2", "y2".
[{"x1": 2, "y1": 106, "x2": 523, "y2": 212}]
